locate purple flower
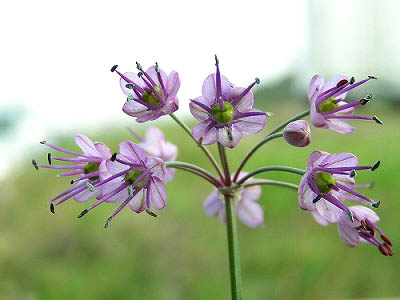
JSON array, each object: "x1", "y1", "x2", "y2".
[
  {"x1": 78, "y1": 141, "x2": 167, "y2": 226},
  {"x1": 308, "y1": 74, "x2": 382, "y2": 134},
  {"x1": 283, "y1": 120, "x2": 311, "y2": 147},
  {"x1": 298, "y1": 151, "x2": 380, "y2": 223},
  {"x1": 131, "y1": 126, "x2": 178, "y2": 182},
  {"x1": 33, "y1": 135, "x2": 112, "y2": 212},
  {"x1": 336, "y1": 206, "x2": 393, "y2": 256},
  {"x1": 111, "y1": 63, "x2": 180, "y2": 123},
  {"x1": 189, "y1": 56, "x2": 267, "y2": 148},
  {"x1": 204, "y1": 173, "x2": 263, "y2": 228}
]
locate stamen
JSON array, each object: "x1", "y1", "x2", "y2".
[
  {"x1": 55, "y1": 184, "x2": 89, "y2": 206},
  {"x1": 50, "y1": 182, "x2": 88, "y2": 203},
  {"x1": 191, "y1": 99, "x2": 212, "y2": 113},
  {"x1": 136, "y1": 61, "x2": 143, "y2": 71},
  {"x1": 50, "y1": 203, "x2": 55, "y2": 214},
  {"x1": 32, "y1": 159, "x2": 39, "y2": 170},
  {"x1": 214, "y1": 55, "x2": 224, "y2": 111},
  {"x1": 350, "y1": 77, "x2": 355, "y2": 84},
  {"x1": 335, "y1": 182, "x2": 374, "y2": 203},
  {"x1": 104, "y1": 216, "x2": 113, "y2": 228},
  {"x1": 146, "y1": 210, "x2": 157, "y2": 217},
  {"x1": 86, "y1": 181, "x2": 95, "y2": 192},
  {"x1": 155, "y1": 62, "x2": 167, "y2": 96},
  {"x1": 324, "y1": 115, "x2": 374, "y2": 121},
  {"x1": 52, "y1": 157, "x2": 101, "y2": 163},
  {"x1": 71, "y1": 171, "x2": 100, "y2": 183},
  {"x1": 350, "y1": 170, "x2": 357, "y2": 178},
  {"x1": 371, "y1": 161, "x2": 380, "y2": 171},
  {"x1": 136, "y1": 61, "x2": 157, "y2": 87},
  {"x1": 77, "y1": 209, "x2": 89, "y2": 218},
  {"x1": 231, "y1": 78, "x2": 260, "y2": 106},
  {"x1": 372, "y1": 116, "x2": 383, "y2": 125},
  {"x1": 111, "y1": 153, "x2": 117, "y2": 162},
  {"x1": 347, "y1": 209, "x2": 354, "y2": 223},
  {"x1": 312, "y1": 194, "x2": 322, "y2": 203},
  {"x1": 321, "y1": 99, "x2": 365, "y2": 115},
  {"x1": 368, "y1": 75, "x2": 378, "y2": 80},
  {"x1": 127, "y1": 127, "x2": 144, "y2": 142},
  {"x1": 372, "y1": 201, "x2": 381, "y2": 208},
  {"x1": 110, "y1": 65, "x2": 118, "y2": 72},
  {"x1": 140, "y1": 75, "x2": 164, "y2": 105},
  {"x1": 56, "y1": 170, "x2": 84, "y2": 177},
  {"x1": 381, "y1": 235, "x2": 392, "y2": 246},
  {"x1": 40, "y1": 141, "x2": 90, "y2": 157},
  {"x1": 47, "y1": 153, "x2": 52, "y2": 165},
  {"x1": 336, "y1": 79, "x2": 349, "y2": 87}
]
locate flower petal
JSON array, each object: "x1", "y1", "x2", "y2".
[
  {"x1": 129, "y1": 189, "x2": 147, "y2": 213},
  {"x1": 94, "y1": 142, "x2": 112, "y2": 160},
  {"x1": 320, "y1": 152, "x2": 358, "y2": 168},
  {"x1": 234, "y1": 111, "x2": 266, "y2": 134},
  {"x1": 75, "y1": 135, "x2": 98, "y2": 156},
  {"x1": 192, "y1": 121, "x2": 218, "y2": 145},
  {"x1": 149, "y1": 177, "x2": 167, "y2": 210},
  {"x1": 307, "y1": 75, "x2": 324, "y2": 103},
  {"x1": 327, "y1": 119, "x2": 355, "y2": 134},
  {"x1": 203, "y1": 189, "x2": 223, "y2": 216},
  {"x1": 231, "y1": 87, "x2": 254, "y2": 112},
  {"x1": 119, "y1": 141, "x2": 148, "y2": 164},
  {"x1": 311, "y1": 210, "x2": 329, "y2": 226},
  {"x1": 120, "y1": 72, "x2": 145, "y2": 96},
  {"x1": 338, "y1": 222, "x2": 360, "y2": 247},
  {"x1": 166, "y1": 70, "x2": 181, "y2": 98},
  {"x1": 218, "y1": 126, "x2": 243, "y2": 148},
  {"x1": 322, "y1": 75, "x2": 349, "y2": 100},
  {"x1": 122, "y1": 100, "x2": 148, "y2": 117},
  {"x1": 241, "y1": 185, "x2": 262, "y2": 202},
  {"x1": 315, "y1": 198, "x2": 343, "y2": 223},
  {"x1": 189, "y1": 96, "x2": 213, "y2": 121},
  {"x1": 147, "y1": 157, "x2": 166, "y2": 181},
  {"x1": 236, "y1": 200, "x2": 264, "y2": 228},
  {"x1": 202, "y1": 74, "x2": 232, "y2": 102}
]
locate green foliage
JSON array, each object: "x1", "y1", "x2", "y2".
[{"x1": 1, "y1": 105, "x2": 399, "y2": 299}]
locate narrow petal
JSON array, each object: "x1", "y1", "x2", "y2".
[
  {"x1": 120, "y1": 72, "x2": 145, "y2": 96},
  {"x1": 149, "y1": 177, "x2": 167, "y2": 210},
  {"x1": 322, "y1": 75, "x2": 349, "y2": 100},
  {"x1": 338, "y1": 222, "x2": 360, "y2": 247},
  {"x1": 234, "y1": 111, "x2": 266, "y2": 134},
  {"x1": 315, "y1": 199, "x2": 343, "y2": 223},
  {"x1": 327, "y1": 119, "x2": 355, "y2": 134},
  {"x1": 321, "y1": 152, "x2": 358, "y2": 169},
  {"x1": 241, "y1": 185, "x2": 262, "y2": 202},
  {"x1": 218, "y1": 126, "x2": 243, "y2": 148},
  {"x1": 147, "y1": 157, "x2": 166, "y2": 181},
  {"x1": 202, "y1": 74, "x2": 232, "y2": 102},
  {"x1": 165, "y1": 168, "x2": 176, "y2": 182},
  {"x1": 129, "y1": 189, "x2": 147, "y2": 213},
  {"x1": 236, "y1": 200, "x2": 264, "y2": 228},
  {"x1": 94, "y1": 142, "x2": 112, "y2": 160},
  {"x1": 311, "y1": 210, "x2": 329, "y2": 226},
  {"x1": 307, "y1": 75, "x2": 324, "y2": 103},
  {"x1": 231, "y1": 87, "x2": 254, "y2": 112},
  {"x1": 203, "y1": 189, "x2": 223, "y2": 216},
  {"x1": 166, "y1": 71, "x2": 181, "y2": 98},
  {"x1": 189, "y1": 96, "x2": 213, "y2": 121},
  {"x1": 122, "y1": 100, "x2": 148, "y2": 117},
  {"x1": 192, "y1": 121, "x2": 218, "y2": 145},
  {"x1": 119, "y1": 141, "x2": 148, "y2": 164},
  {"x1": 75, "y1": 135, "x2": 98, "y2": 156},
  {"x1": 146, "y1": 66, "x2": 168, "y2": 89}
]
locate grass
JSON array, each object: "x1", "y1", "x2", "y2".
[{"x1": 1, "y1": 104, "x2": 400, "y2": 299}]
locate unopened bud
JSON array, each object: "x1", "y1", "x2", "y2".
[{"x1": 283, "y1": 120, "x2": 311, "y2": 147}]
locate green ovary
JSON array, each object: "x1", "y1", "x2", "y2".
[
  {"x1": 319, "y1": 97, "x2": 339, "y2": 113},
  {"x1": 83, "y1": 162, "x2": 100, "y2": 181},
  {"x1": 124, "y1": 169, "x2": 148, "y2": 188},
  {"x1": 313, "y1": 172, "x2": 336, "y2": 194},
  {"x1": 211, "y1": 101, "x2": 234, "y2": 124},
  {"x1": 142, "y1": 86, "x2": 163, "y2": 107}
]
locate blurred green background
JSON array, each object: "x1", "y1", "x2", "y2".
[{"x1": 1, "y1": 103, "x2": 399, "y2": 300}]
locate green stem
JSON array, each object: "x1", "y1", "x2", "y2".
[
  {"x1": 267, "y1": 109, "x2": 310, "y2": 136},
  {"x1": 236, "y1": 166, "x2": 305, "y2": 185},
  {"x1": 243, "y1": 179, "x2": 299, "y2": 190},
  {"x1": 224, "y1": 193, "x2": 242, "y2": 300},
  {"x1": 218, "y1": 143, "x2": 231, "y2": 186},
  {"x1": 233, "y1": 132, "x2": 283, "y2": 182},
  {"x1": 169, "y1": 113, "x2": 225, "y2": 181},
  {"x1": 165, "y1": 161, "x2": 222, "y2": 187}
]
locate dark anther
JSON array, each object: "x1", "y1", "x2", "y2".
[
  {"x1": 227, "y1": 128, "x2": 233, "y2": 142},
  {"x1": 146, "y1": 210, "x2": 157, "y2": 217},
  {"x1": 50, "y1": 203, "x2": 55, "y2": 214},
  {"x1": 40, "y1": 140, "x2": 46, "y2": 144},
  {"x1": 47, "y1": 153, "x2": 52, "y2": 165},
  {"x1": 32, "y1": 159, "x2": 39, "y2": 170},
  {"x1": 110, "y1": 65, "x2": 118, "y2": 72},
  {"x1": 111, "y1": 153, "x2": 117, "y2": 162},
  {"x1": 104, "y1": 216, "x2": 113, "y2": 228},
  {"x1": 360, "y1": 98, "x2": 369, "y2": 105},
  {"x1": 255, "y1": 78, "x2": 260, "y2": 84},
  {"x1": 78, "y1": 209, "x2": 89, "y2": 218},
  {"x1": 155, "y1": 62, "x2": 159, "y2": 72},
  {"x1": 336, "y1": 79, "x2": 348, "y2": 87},
  {"x1": 214, "y1": 55, "x2": 219, "y2": 66},
  {"x1": 371, "y1": 160, "x2": 381, "y2": 171},
  {"x1": 360, "y1": 219, "x2": 367, "y2": 230},
  {"x1": 368, "y1": 75, "x2": 378, "y2": 80},
  {"x1": 312, "y1": 194, "x2": 322, "y2": 203},
  {"x1": 378, "y1": 244, "x2": 390, "y2": 256},
  {"x1": 70, "y1": 179, "x2": 74, "y2": 184},
  {"x1": 350, "y1": 77, "x2": 355, "y2": 84},
  {"x1": 372, "y1": 116, "x2": 383, "y2": 125},
  {"x1": 381, "y1": 235, "x2": 392, "y2": 246},
  {"x1": 372, "y1": 201, "x2": 381, "y2": 208},
  {"x1": 137, "y1": 72, "x2": 143, "y2": 78},
  {"x1": 125, "y1": 83, "x2": 134, "y2": 90},
  {"x1": 349, "y1": 170, "x2": 357, "y2": 178},
  {"x1": 136, "y1": 62, "x2": 143, "y2": 71},
  {"x1": 347, "y1": 210, "x2": 355, "y2": 223}
]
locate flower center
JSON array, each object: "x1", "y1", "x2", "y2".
[
  {"x1": 124, "y1": 169, "x2": 148, "y2": 188},
  {"x1": 211, "y1": 101, "x2": 234, "y2": 124},
  {"x1": 319, "y1": 97, "x2": 339, "y2": 113},
  {"x1": 313, "y1": 172, "x2": 336, "y2": 194},
  {"x1": 83, "y1": 162, "x2": 100, "y2": 181},
  {"x1": 142, "y1": 86, "x2": 163, "y2": 107}
]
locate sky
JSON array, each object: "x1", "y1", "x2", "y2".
[{"x1": 0, "y1": 0, "x2": 307, "y2": 176}]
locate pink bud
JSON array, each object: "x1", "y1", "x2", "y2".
[{"x1": 283, "y1": 120, "x2": 311, "y2": 147}]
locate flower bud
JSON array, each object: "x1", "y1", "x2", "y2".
[{"x1": 283, "y1": 120, "x2": 311, "y2": 147}]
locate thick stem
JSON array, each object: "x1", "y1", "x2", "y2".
[
  {"x1": 243, "y1": 179, "x2": 299, "y2": 190},
  {"x1": 169, "y1": 114, "x2": 225, "y2": 180},
  {"x1": 218, "y1": 143, "x2": 231, "y2": 186},
  {"x1": 224, "y1": 193, "x2": 242, "y2": 300},
  {"x1": 236, "y1": 166, "x2": 305, "y2": 185},
  {"x1": 233, "y1": 132, "x2": 284, "y2": 182},
  {"x1": 267, "y1": 109, "x2": 310, "y2": 136},
  {"x1": 165, "y1": 161, "x2": 222, "y2": 187}
]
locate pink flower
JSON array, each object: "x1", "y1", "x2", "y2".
[
  {"x1": 112, "y1": 63, "x2": 180, "y2": 123},
  {"x1": 189, "y1": 56, "x2": 267, "y2": 148},
  {"x1": 298, "y1": 151, "x2": 380, "y2": 223},
  {"x1": 308, "y1": 75, "x2": 381, "y2": 134},
  {"x1": 32, "y1": 135, "x2": 112, "y2": 212},
  {"x1": 132, "y1": 126, "x2": 178, "y2": 182},
  {"x1": 77, "y1": 141, "x2": 167, "y2": 227},
  {"x1": 204, "y1": 173, "x2": 263, "y2": 228}
]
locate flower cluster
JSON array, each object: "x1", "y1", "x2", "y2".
[{"x1": 34, "y1": 56, "x2": 392, "y2": 258}]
